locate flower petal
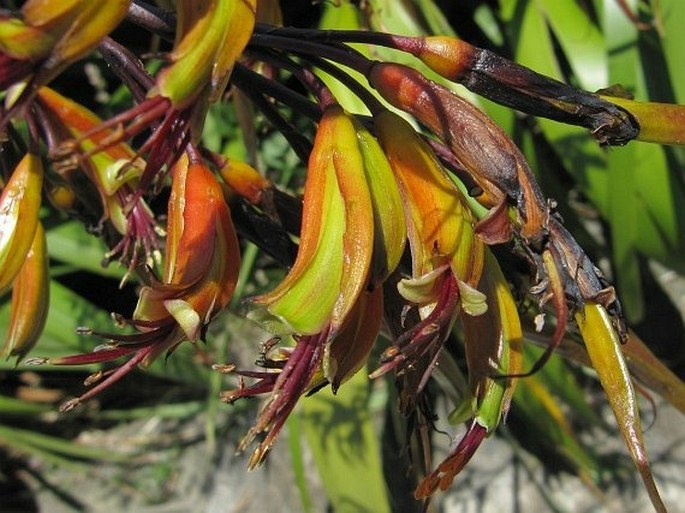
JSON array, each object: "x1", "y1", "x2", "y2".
[
  {"x1": 2, "y1": 222, "x2": 49, "y2": 363},
  {"x1": 0, "y1": 153, "x2": 43, "y2": 294}
]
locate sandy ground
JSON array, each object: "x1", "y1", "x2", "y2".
[{"x1": 15, "y1": 390, "x2": 683, "y2": 513}]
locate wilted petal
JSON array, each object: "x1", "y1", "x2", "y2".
[
  {"x1": 368, "y1": 62, "x2": 548, "y2": 244},
  {"x1": 415, "y1": 420, "x2": 487, "y2": 498},
  {"x1": 324, "y1": 286, "x2": 383, "y2": 392}
]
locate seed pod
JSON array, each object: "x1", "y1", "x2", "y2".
[{"x1": 576, "y1": 303, "x2": 666, "y2": 513}]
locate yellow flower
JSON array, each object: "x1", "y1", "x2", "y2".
[{"x1": 0, "y1": 1, "x2": 130, "y2": 109}]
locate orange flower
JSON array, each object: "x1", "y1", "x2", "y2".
[
  {"x1": 370, "y1": 109, "x2": 486, "y2": 388},
  {"x1": 55, "y1": 0, "x2": 257, "y2": 202},
  {"x1": 223, "y1": 104, "x2": 385, "y2": 466},
  {"x1": 40, "y1": 152, "x2": 240, "y2": 411}
]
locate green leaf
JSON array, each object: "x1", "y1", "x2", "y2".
[
  {"x1": 537, "y1": 0, "x2": 607, "y2": 90},
  {"x1": 0, "y1": 424, "x2": 130, "y2": 463},
  {"x1": 512, "y1": 372, "x2": 600, "y2": 484},
  {"x1": 660, "y1": 0, "x2": 685, "y2": 104},
  {"x1": 500, "y1": 0, "x2": 611, "y2": 208},
  {"x1": 522, "y1": 345, "x2": 601, "y2": 426},
  {"x1": 0, "y1": 394, "x2": 51, "y2": 415},
  {"x1": 0, "y1": 280, "x2": 114, "y2": 371},
  {"x1": 601, "y1": 0, "x2": 685, "y2": 319},
  {"x1": 287, "y1": 412, "x2": 313, "y2": 513},
  {"x1": 413, "y1": 0, "x2": 456, "y2": 37},
  {"x1": 301, "y1": 370, "x2": 391, "y2": 513},
  {"x1": 46, "y1": 221, "x2": 126, "y2": 280}
]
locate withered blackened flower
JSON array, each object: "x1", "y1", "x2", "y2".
[{"x1": 368, "y1": 61, "x2": 625, "y2": 371}]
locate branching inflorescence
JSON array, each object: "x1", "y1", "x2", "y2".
[{"x1": 1, "y1": 1, "x2": 684, "y2": 511}]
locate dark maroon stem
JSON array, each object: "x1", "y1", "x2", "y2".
[
  {"x1": 249, "y1": 33, "x2": 374, "y2": 76},
  {"x1": 98, "y1": 37, "x2": 154, "y2": 103}
]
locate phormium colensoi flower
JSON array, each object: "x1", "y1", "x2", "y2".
[
  {"x1": 56, "y1": 0, "x2": 257, "y2": 202},
  {"x1": 222, "y1": 103, "x2": 384, "y2": 466},
  {"x1": 33, "y1": 150, "x2": 240, "y2": 411},
  {"x1": 35, "y1": 87, "x2": 160, "y2": 275},
  {"x1": 0, "y1": 153, "x2": 49, "y2": 363},
  {"x1": 0, "y1": 0, "x2": 130, "y2": 113}
]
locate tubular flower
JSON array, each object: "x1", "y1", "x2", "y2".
[
  {"x1": 58, "y1": 0, "x2": 257, "y2": 200},
  {"x1": 223, "y1": 287, "x2": 383, "y2": 468},
  {"x1": 219, "y1": 158, "x2": 270, "y2": 205},
  {"x1": 353, "y1": 118, "x2": 407, "y2": 284},
  {"x1": 368, "y1": 62, "x2": 548, "y2": 244},
  {"x1": 575, "y1": 303, "x2": 666, "y2": 512},
  {"x1": 1, "y1": 222, "x2": 49, "y2": 364},
  {"x1": 0, "y1": 153, "x2": 50, "y2": 364},
  {"x1": 355, "y1": 108, "x2": 523, "y2": 496},
  {"x1": 39, "y1": 152, "x2": 240, "y2": 411},
  {"x1": 0, "y1": 152, "x2": 44, "y2": 294},
  {"x1": 249, "y1": 104, "x2": 375, "y2": 335},
  {"x1": 370, "y1": 109, "x2": 486, "y2": 391},
  {"x1": 0, "y1": 0, "x2": 130, "y2": 111},
  {"x1": 368, "y1": 61, "x2": 624, "y2": 371},
  {"x1": 35, "y1": 87, "x2": 159, "y2": 273},
  {"x1": 416, "y1": 251, "x2": 523, "y2": 497},
  {"x1": 223, "y1": 104, "x2": 386, "y2": 465},
  {"x1": 1, "y1": 4, "x2": 678, "y2": 510}
]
